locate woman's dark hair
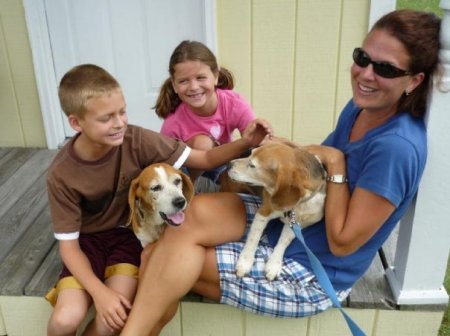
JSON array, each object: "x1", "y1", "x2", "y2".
[
  {"x1": 154, "y1": 40, "x2": 234, "y2": 118},
  {"x1": 371, "y1": 9, "x2": 441, "y2": 117}
]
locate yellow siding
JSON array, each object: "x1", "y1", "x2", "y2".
[
  {"x1": 217, "y1": 0, "x2": 370, "y2": 144},
  {"x1": 0, "y1": 0, "x2": 46, "y2": 147},
  {"x1": 216, "y1": 0, "x2": 252, "y2": 101},
  {"x1": 294, "y1": 0, "x2": 343, "y2": 143}
]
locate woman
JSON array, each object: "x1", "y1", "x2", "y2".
[{"x1": 122, "y1": 9, "x2": 442, "y2": 336}]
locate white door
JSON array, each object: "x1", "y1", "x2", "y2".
[{"x1": 24, "y1": 0, "x2": 216, "y2": 146}]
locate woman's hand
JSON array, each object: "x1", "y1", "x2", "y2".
[{"x1": 303, "y1": 144, "x2": 346, "y2": 174}]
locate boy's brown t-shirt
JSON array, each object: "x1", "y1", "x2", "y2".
[{"x1": 47, "y1": 125, "x2": 188, "y2": 236}]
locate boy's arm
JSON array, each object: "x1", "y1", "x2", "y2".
[
  {"x1": 58, "y1": 239, "x2": 131, "y2": 330},
  {"x1": 184, "y1": 118, "x2": 272, "y2": 169}
]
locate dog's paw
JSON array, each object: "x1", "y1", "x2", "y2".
[
  {"x1": 235, "y1": 254, "x2": 254, "y2": 277},
  {"x1": 265, "y1": 258, "x2": 282, "y2": 281}
]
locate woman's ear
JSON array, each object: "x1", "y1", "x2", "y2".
[
  {"x1": 407, "y1": 72, "x2": 425, "y2": 94},
  {"x1": 68, "y1": 115, "x2": 82, "y2": 132}
]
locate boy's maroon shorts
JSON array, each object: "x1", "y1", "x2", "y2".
[{"x1": 45, "y1": 227, "x2": 142, "y2": 305}]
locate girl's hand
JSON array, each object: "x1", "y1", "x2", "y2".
[
  {"x1": 261, "y1": 135, "x2": 299, "y2": 147},
  {"x1": 242, "y1": 118, "x2": 273, "y2": 147}
]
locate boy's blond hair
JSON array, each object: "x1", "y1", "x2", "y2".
[{"x1": 58, "y1": 64, "x2": 121, "y2": 118}]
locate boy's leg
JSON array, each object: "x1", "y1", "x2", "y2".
[
  {"x1": 81, "y1": 228, "x2": 141, "y2": 335},
  {"x1": 47, "y1": 288, "x2": 91, "y2": 336},
  {"x1": 82, "y1": 275, "x2": 138, "y2": 336}
]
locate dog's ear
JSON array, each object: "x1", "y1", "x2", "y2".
[
  {"x1": 271, "y1": 166, "x2": 304, "y2": 210},
  {"x1": 180, "y1": 170, "x2": 195, "y2": 203},
  {"x1": 295, "y1": 149, "x2": 326, "y2": 191},
  {"x1": 127, "y1": 176, "x2": 140, "y2": 227}
]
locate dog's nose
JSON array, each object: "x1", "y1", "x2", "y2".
[{"x1": 173, "y1": 196, "x2": 186, "y2": 209}]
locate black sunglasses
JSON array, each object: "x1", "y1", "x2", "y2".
[{"x1": 352, "y1": 48, "x2": 412, "y2": 78}]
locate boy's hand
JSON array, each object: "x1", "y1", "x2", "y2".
[
  {"x1": 92, "y1": 285, "x2": 132, "y2": 332},
  {"x1": 242, "y1": 118, "x2": 272, "y2": 147}
]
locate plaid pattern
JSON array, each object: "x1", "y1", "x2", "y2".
[{"x1": 216, "y1": 193, "x2": 351, "y2": 318}]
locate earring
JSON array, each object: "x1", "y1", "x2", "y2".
[{"x1": 405, "y1": 90, "x2": 410, "y2": 96}]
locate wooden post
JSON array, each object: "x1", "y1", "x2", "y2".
[{"x1": 385, "y1": 0, "x2": 450, "y2": 305}]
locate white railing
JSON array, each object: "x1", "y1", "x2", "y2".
[{"x1": 384, "y1": 0, "x2": 450, "y2": 305}]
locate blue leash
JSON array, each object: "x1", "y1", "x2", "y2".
[{"x1": 288, "y1": 211, "x2": 366, "y2": 336}]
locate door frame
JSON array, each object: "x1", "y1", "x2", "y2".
[{"x1": 23, "y1": 0, "x2": 217, "y2": 149}]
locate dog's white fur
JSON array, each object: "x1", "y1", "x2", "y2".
[
  {"x1": 228, "y1": 142, "x2": 326, "y2": 280},
  {"x1": 128, "y1": 163, "x2": 194, "y2": 247}
]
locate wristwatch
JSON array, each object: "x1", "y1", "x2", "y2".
[{"x1": 326, "y1": 174, "x2": 348, "y2": 184}]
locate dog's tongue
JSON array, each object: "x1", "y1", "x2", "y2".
[{"x1": 167, "y1": 211, "x2": 185, "y2": 225}]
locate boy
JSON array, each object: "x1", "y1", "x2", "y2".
[{"x1": 46, "y1": 64, "x2": 270, "y2": 335}]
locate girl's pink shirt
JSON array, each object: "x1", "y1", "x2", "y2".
[{"x1": 160, "y1": 89, "x2": 255, "y2": 144}]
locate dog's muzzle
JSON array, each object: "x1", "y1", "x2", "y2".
[{"x1": 159, "y1": 196, "x2": 187, "y2": 227}]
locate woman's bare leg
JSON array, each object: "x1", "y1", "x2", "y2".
[
  {"x1": 121, "y1": 193, "x2": 247, "y2": 336},
  {"x1": 191, "y1": 246, "x2": 222, "y2": 300}
]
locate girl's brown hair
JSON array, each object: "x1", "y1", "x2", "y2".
[
  {"x1": 154, "y1": 40, "x2": 234, "y2": 119},
  {"x1": 371, "y1": 9, "x2": 441, "y2": 117}
]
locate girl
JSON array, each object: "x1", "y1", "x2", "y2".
[{"x1": 154, "y1": 40, "x2": 256, "y2": 188}]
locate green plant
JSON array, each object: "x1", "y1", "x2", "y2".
[
  {"x1": 438, "y1": 256, "x2": 450, "y2": 336},
  {"x1": 397, "y1": 0, "x2": 443, "y2": 16}
]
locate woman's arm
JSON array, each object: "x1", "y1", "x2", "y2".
[{"x1": 305, "y1": 145, "x2": 395, "y2": 256}]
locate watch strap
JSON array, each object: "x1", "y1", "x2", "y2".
[{"x1": 326, "y1": 174, "x2": 348, "y2": 183}]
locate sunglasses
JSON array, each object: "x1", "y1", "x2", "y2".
[{"x1": 352, "y1": 48, "x2": 412, "y2": 79}]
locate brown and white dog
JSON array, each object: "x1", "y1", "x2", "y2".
[
  {"x1": 227, "y1": 142, "x2": 326, "y2": 280},
  {"x1": 128, "y1": 163, "x2": 194, "y2": 247}
]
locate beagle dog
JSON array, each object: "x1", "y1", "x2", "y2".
[
  {"x1": 228, "y1": 142, "x2": 326, "y2": 280},
  {"x1": 128, "y1": 163, "x2": 194, "y2": 247}
]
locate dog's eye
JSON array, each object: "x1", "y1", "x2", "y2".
[
  {"x1": 248, "y1": 162, "x2": 256, "y2": 169},
  {"x1": 173, "y1": 178, "x2": 182, "y2": 186},
  {"x1": 150, "y1": 185, "x2": 162, "y2": 192}
]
